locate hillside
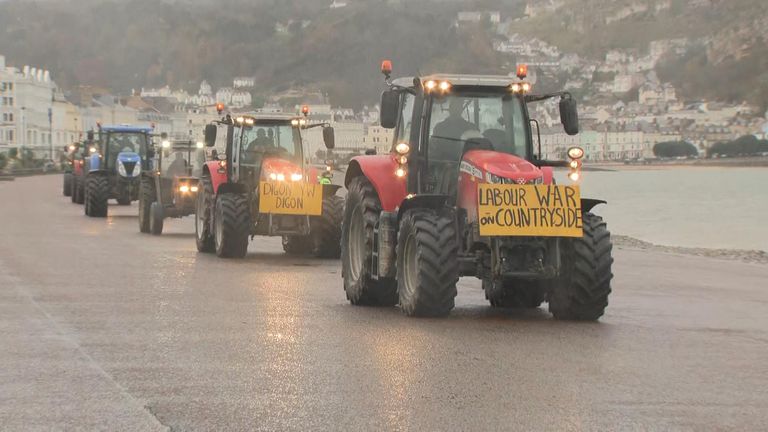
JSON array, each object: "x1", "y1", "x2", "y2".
[{"x1": 1, "y1": 0, "x2": 766, "y2": 109}]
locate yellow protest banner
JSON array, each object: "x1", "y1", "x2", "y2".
[
  {"x1": 259, "y1": 181, "x2": 323, "y2": 216},
  {"x1": 477, "y1": 184, "x2": 583, "y2": 237}
]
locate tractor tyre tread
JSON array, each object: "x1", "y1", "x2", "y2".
[
  {"x1": 549, "y1": 213, "x2": 613, "y2": 321},
  {"x1": 342, "y1": 177, "x2": 397, "y2": 306},
  {"x1": 397, "y1": 208, "x2": 459, "y2": 317}
]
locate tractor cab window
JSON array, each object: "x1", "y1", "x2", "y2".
[
  {"x1": 428, "y1": 93, "x2": 528, "y2": 159},
  {"x1": 395, "y1": 93, "x2": 415, "y2": 144},
  {"x1": 165, "y1": 150, "x2": 190, "y2": 178},
  {"x1": 240, "y1": 123, "x2": 301, "y2": 166},
  {"x1": 104, "y1": 132, "x2": 148, "y2": 169},
  {"x1": 425, "y1": 92, "x2": 529, "y2": 195}
]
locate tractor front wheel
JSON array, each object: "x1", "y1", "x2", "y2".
[
  {"x1": 63, "y1": 173, "x2": 73, "y2": 197},
  {"x1": 85, "y1": 175, "x2": 109, "y2": 218},
  {"x1": 149, "y1": 202, "x2": 164, "y2": 235},
  {"x1": 138, "y1": 177, "x2": 154, "y2": 233},
  {"x1": 72, "y1": 175, "x2": 84, "y2": 204},
  {"x1": 195, "y1": 176, "x2": 216, "y2": 253},
  {"x1": 310, "y1": 195, "x2": 344, "y2": 258},
  {"x1": 341, "y1": 177, "x2": 397, "y2": 307},
  {"x1": 548, "y1": 213, "x2": 613, "y2": 321},
  {"x1": 214, "y1": 193, "x2": 250, "y2": 258},
  {"x1": 396, "y1": 208, "x2": 459, "y2": 317}
]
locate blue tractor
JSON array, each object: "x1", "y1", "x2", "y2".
[{"x1": 84, "y1": 125, "x2": 154, "y2": 217}]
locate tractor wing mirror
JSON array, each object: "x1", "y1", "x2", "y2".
[
  {"x1": 380, "y1": 90, "x2": 399, "y2": 129},
  {"x1": 323, "y1": 126, "x2": 335, "y2": 150},
  {"x1": 559, "y1": 98, "x2": 579, "y2": 136},
  {"x1": 204, "y1": 124, "x2": 217, "y2": 147}
]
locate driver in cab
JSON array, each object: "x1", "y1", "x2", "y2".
[{"x1": 431, "y1": 98, "x2": 478, "y2": 161}]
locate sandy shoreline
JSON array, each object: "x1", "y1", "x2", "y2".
[{"x1": 614, "y1": 235, "x2": 768, "y2": 264}]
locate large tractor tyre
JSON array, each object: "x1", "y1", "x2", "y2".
[
  {"x1": 483, "y1": 279, "x2": 546, "y2": 309},
  {"x1": 396, "y1": 208, "x2": 459, "y2": 317},
  {"x1": 282, "y1": 235, "x2": 311, "y2": 255},
  {"x1": 341, "y1": 177, "x2": 397, "y2": 307},
  {"x1": 149, "y1": 202, "x2": 164, "y2": 235},
  {"x1": 85, "y1": 175, "x2": 109, "y2": 218},
  {"x1": 548, "y1": 213, "x2": 613, "y2": 321},
  {"x1": 214, "y1": 193, "x2": 251, "y2": 258},
  {"x1": 63, "y1": 173, "x2": 73, "y2": 197},
  {"x1": 138, "y1": 178, "x2": 154, "y2": 233},
  {"x1": 73, "y1": 176, "x2": 85, "y2": 204},
  {"x1": 195, "y1": 176, "x2": 216, "y2": 253},
  {"x1": 310, "y1": 195, "x2": 344, "y2": 258}
]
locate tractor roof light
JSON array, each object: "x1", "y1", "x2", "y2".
[
  {"x1": 244, "y1": 117, "x2": 255, "y2": 126},
  {"x1": 381, "y1": 60, "x2": 393, "y2": 78},
  {"x1": 235, "y1": 116, "x2": 245, "y2": 124},
  {"x1": 567, "y1": 146, "x2": 585, "y2": 160},
  {"x1": 196, "y1": 141, "x2": 204, "y2": 149},
  {"x1": 301, "y1": 105, "x2": 310, "y2": 116},
  {"x1": 216, "y1": 103, "x2": 225, "y2": 114},
  {"x1": 516, "y1": 64, "x2": 528, "y2": 80},
  {"x1": 161, "y1": 140, "x2": 171, "y2": 149},
  {"x1": 291, "y1": 119, "x2": 299, "y2": 127},
  {"x1": 395, "y1": 142, "x2": 410, "y2": 155},
  {"x1": 424, "y1": 80, "x2": 451, "y2": 94},
  {"x1": 89, "y1": 147, "x2": 97, "y2": 153}
]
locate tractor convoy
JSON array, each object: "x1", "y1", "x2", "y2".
[{"x1": 59, "y1": 61, "x2": 614, "y2": 321}]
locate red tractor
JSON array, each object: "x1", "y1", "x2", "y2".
[
  {"x1": 341, "y1": 61, "x2": 613, "y2": 319},
  {"x1": 195, "y1": 112, "x2": 342, "y2": 259}
]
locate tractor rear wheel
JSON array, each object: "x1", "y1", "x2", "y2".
[
  {"x1": 310, "y1": 195, "x2": 344, "y2": 258},
  {"x1": 396, "y1": 208, "x2": 459, "y2": 317},
  {"x1": 214, "y1": 193, "x2": 250, "y2": 258},
  {"x1": 282, "y1": 235, "x2": 311, "y2": 255},
  {"x1": 483, "y1": 279, "x2": 546, "y2": 309},
  {"x1": 85, "y1": 175, "x2": 109, "y2": 218},
  {"x1": 72, "y1": 175, "x2": 85, "y2": 204},
  {"x1": 149, "y1": 202, "x2": 164, "y2": 235},
  {"x1": 548, "y1": 213, "x2": 613, "y2": 321},
  {"x1": 138, "y1": 177, "x2": 154, "y2": 233},
  {"x1": 63, "y1": 173, "x2": 73, "y2": 197},
  {"x1": 341, "y1": 177, "x2": 397, "y2": 306}
]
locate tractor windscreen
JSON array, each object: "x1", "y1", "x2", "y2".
[
  {"x1": 240, "y1": 123, "x2": 301, "y2": 165},
  {"x1": 105, "y1": 132, "x2": 148, "y2": 169},
  {"x1": 427, "y1": 92, "x2": 529, "y2": 161}
]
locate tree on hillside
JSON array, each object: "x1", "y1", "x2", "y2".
[{"x1": 708, "y1": 135, "x2": 768, "y2": 157}]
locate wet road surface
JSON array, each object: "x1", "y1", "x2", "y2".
[{"x1": 1, "y1": 175, "x2": 767, "y2": 431}]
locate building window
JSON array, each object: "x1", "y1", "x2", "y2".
[{"x1": 9, "y1": 130, "x2": 14, "y2": 142}]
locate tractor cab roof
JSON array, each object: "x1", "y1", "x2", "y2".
[
  {"x1": 99, "y1": 125, "x2": 153, "y2": 134},
  {"x1": 393, "y1": 74, "x2": 518, "y2": 90},
  {"x1": 233, "y1": 113, "x2": 298, "y2": 123}
]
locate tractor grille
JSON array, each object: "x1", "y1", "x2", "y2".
[{"x1": 122, "y1": 161, "x2": 137, "y2": 175}]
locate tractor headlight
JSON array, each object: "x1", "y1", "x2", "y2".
[
  {"x1": 567, "y1": 146, "x2": 585, "y2": 160},
  {"x1": 118, "y1": 161, "x2": 127, "y2": 176},
  {"x1": 268, "y1": 172, "x2": 286, "y2": 181},
  {"x1": 132, "y1": 163, "x2": 141, "y2": 176},
  {"x1": 179, "y1": 185, "x2": 190, "y2": 193},
  {"x1": 395, "y1": 142, "x2": 410, "y2": 155},
  {"x1": 290, "y1": 173, "x2": 303, "y2": 182}
]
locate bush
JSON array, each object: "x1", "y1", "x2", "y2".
[{"x1": 653, "y1": 141, "x2": 699, "y2": 158}]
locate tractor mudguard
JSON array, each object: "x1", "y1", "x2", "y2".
[
  {"x1": 218, "y1": 182, "x2": 247, "y2": 195},
  {"x1": 541, "y1": 166, "x2": 554, "y2": 185},
  {"x1": 88, "y1": 153, "x2": 101, "y2": 171},
  {"x1": 396, "y1": 194, "x2": 449, "y2": 221},
  {"x1": 203, "y1": 161, "x2": 228, "y2": 194},
  {"x1": 345, "y1": 156, "x2": 406, "y2": 212},
  {"x1": 581, "y1": 198, "x2": 607, "y2": 213},
  {"x1": 322, "y1": 184, "x2": 342, "y2": 197}
]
